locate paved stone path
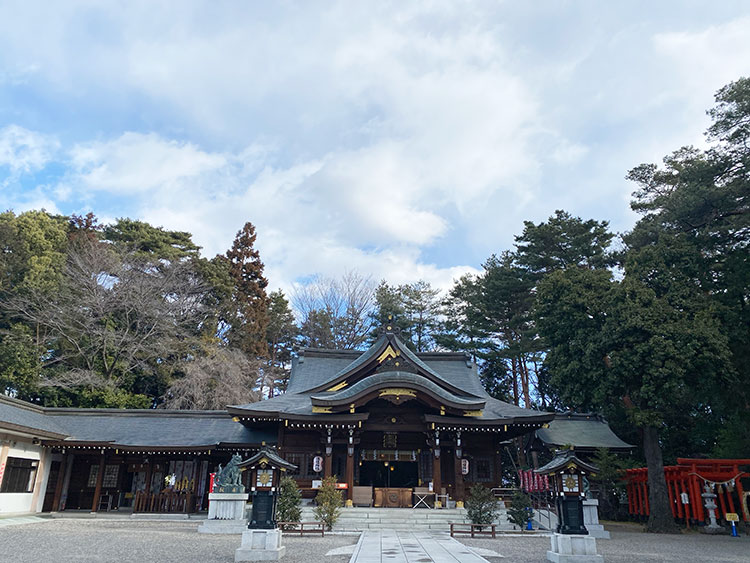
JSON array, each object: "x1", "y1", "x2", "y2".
[
  {"x1": 350, "y1": 530, "x2": 500, "y2": 563},
  {"x1": 0, "y1": 515, "x2": 48, "y2": 528}
]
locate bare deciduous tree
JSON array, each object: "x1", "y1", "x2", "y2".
[
  {"x1": 292, "y1": 271, "x2": 375, "y2": 349},
  {"x1": 161, "y1": 348, "x2": 261, "y2": 409},
  {"x1": 3, "y1": 236, "x2": 210, "y2": 389}
]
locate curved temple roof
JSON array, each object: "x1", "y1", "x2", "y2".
[{"x1": 310, "y1": 371, "x2": 486, "y2": 411}]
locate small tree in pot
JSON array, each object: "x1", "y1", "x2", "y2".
[
  {"x1": 313, "y1": 476, "x2": 343, "y2": 531},
  {"x1": 466, "y1": 485, "x2": 499, "y2": 529}
]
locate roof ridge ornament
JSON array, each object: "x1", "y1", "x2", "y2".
[{"x1": 376, "y1": 314, "x2": 402, "y2": 335}]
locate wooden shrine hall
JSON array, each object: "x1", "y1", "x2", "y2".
[
  {"x1": 1, "y1": 325, "x2": 554, "y2": 514},
  {"x1": 226, "y1": 326, "x2": 554, "y2": 507}
]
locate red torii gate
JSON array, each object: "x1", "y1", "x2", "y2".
[{"x1": 626, "y1": 458, "x2": 750, "y2": 523}]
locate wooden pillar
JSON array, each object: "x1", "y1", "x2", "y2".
[
  {"x1": 52, "y1": 455, "x2": 67, "y2": 511},
  {"x1": 324, "y1": 452, "x2": 333, "y2": 479},
  {"x1": 144, "y1": 461, "x2": 154, "y2": 495},
  {"x1": 323, "y1": 426, "x2": 333, "y2": 479},
  {"x1": 90, "y1": 454, "x2": 105, "y2": 513},
  {"x1": 432, "y1": 448, "x2": 441, "y2": 502},
  {"x1": 59, "y1": 454, "x2": 75, "y2": 511},
  {"x1": 345, "y1": 451, "x2": 354, "y2": 502}
]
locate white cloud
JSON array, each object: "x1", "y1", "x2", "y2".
[
  {"x1": 4, "y1": 4, "x2": 750, "y2": 294},
  {"x1": 69, "y1": 132, "x2": 226, "y2": 194},
  {"x1": 0, "y1": 125, "x2": 59, "y2": 175}
]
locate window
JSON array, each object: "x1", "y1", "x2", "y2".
[
  {"x1": 471, "y1": 457, "x2": 493, "y2": 482},
  {"x1": 0, "y1": 457, "x2": 39, "y2": 493}
]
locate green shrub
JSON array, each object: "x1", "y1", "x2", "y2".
[
  {"x1": 507, "y1": 490, "x2": 532, "y2": 528},
  {"x1": 313, "y1": 476, "x2": 342, "y2": 530},
  {"x1": 276, "y1": 475, "x2": 302, "y2": 526},
  {"x1": 465, "y1": 484, "x2": 499, "y2": 526}
]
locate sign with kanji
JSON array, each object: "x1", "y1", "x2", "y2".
[
  {"x1": 461, "y1": 459, "x2": 469, "y2": 475},
  {"x1": 313, "y1": 455, "x2": 323, "y2": 473}
]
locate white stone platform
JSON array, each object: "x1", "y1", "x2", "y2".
[
  {"x1": 349, "y1": 530, "x2": 494, "y2": 563},
  {"x1": 547, "y1": 533, "x2": 603, "y2": 563},
  {"x1": 236, "y1": 528, "x2": 285, "y2": 562},
  {"x1": 199, "y1": 492, "x2": 249, "y2": 534}
]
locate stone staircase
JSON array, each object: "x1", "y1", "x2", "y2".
[{"x1": 299, "y1": 506, "x2": 513, "y2": 532}]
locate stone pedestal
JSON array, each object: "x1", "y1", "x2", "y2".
[
  {"x1": 198, "y1": 492, "x2": 249, "y2": 534},
  {"x1": 582, "y1": 499, "x2": 610, "y2": 539},
  {"x1": 235, "y1": 528, "x2": 285, "y2": 562},
  {"x1": 547, "y1": 533, "x2": 603, "y2": 563}
]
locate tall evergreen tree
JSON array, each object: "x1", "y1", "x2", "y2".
[{"x1": 225, "y1": 222, "x2": 270, "y2": 358}]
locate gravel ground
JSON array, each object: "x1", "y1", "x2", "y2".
[
  {"x1": 458, "y1": 522, "x2": 750, "y2": 563},
  {"x1": 0, "y1": 519, "x2": 358, "y2": 563},
  {"x1": 0, "y1": 519, "x2": 747, "y2": 563}
]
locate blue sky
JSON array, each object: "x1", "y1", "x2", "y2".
[{"x1": 1, "y1": 1, "x2": 749, "y2": 293}]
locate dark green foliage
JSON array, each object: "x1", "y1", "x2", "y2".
[
  {"x1": 104, "y1": 218, "x2": 200, "y2": 262},
  {"x1": 313, "y1": 475, "x2": 342, "y2": 530},
  {"x1": 276, "y1": 476, "x2": 302, "y2": 525},
  {"x1": 515, "y1": 210, "x2": 615, "y2": 276},
  {"x1": 226, "y1": 222, "x2": 270, "y2": 358},
  {"x1": 465, "y1": 484, "x2": 499, "y2": 526},
  {"x1": 266, "y1": 291, "x2": 298, "y2": 393},
  {"x1": 506, "y1": 489, "x2": 532, "y2": 528}
]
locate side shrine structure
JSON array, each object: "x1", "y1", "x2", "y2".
[
  {"x1": 0, "y1": 326, "x2": 554, "y2": 515},
  {"x1": 227, "y1": 326, "x2": 554, "y2": 507}
]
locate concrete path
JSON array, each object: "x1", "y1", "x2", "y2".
[
  {"x1": 350, "y1": 530, "x2": 499, "y2": 563},
  {"x1": 0, "y1": 515, "x2": 48, "y2": 528}
]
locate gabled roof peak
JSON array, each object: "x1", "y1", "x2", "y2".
[{"x1": 303, "y1": 332, "x2": 481, "y2": 398}]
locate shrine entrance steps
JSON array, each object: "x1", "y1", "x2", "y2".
[{"x1": 299, "y1": 506, "x2": 512, "y2": 532}]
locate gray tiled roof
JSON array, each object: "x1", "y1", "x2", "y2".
[
  {"x1": 0, "y1": 395, "x2": 275, "y2": 448},
  {"x1": 235, "y1": 342, "x2": 551, "y2": 422},
  {"x1": 50, "y1": 410, "x2": 276, "y2": 447},
  {"x1": 0, "y1": 396, "x2": 68, "y2": 437},
  {"x1": 535, "y1": 412, "x2": 633, "y2": 450}
]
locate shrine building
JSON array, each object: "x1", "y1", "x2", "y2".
[
  {"x1": 226, "y1": 326, "x2": 554, "y2": 506},
  {"x1": 0, "y1": 326, "x2": 554, "y2": 514}
]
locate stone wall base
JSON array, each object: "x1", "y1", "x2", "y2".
[
  {"x1": 547, "y1": 533, "x2": 603, "y2": 563},
  {"x1": 235, "y1": 528, "x2": 285, "y2": 562}
]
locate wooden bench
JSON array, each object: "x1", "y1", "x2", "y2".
[
  {"x1": 449, "y1": 523, "x2": 497, "y2": 538},
  {"x1": 278, "y1": 521, "x2": 325, "y2": 536}
]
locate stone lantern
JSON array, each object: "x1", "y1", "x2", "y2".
[
  {"x1": 235, "y1": 447, "x2": 297, "y2": 562},
  {"x1": 536, "y1": 449, "x2": 603, "y2": 563}
]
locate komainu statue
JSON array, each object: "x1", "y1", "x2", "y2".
[{"x1": 214, "y1": 453, "x2": 245, "y2": 493}]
